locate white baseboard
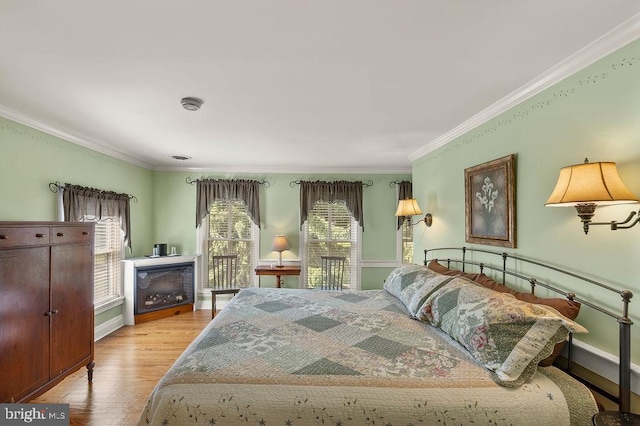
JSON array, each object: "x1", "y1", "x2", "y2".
[
  {"x1": 95, "y1": 314, "x2": 124, "y2": 341},
  {"x1": 568, "y1": 339, "x2": 640, "y2": 395}
]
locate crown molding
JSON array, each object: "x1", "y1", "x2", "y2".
[
  {"x1": 0, "y1": 104, "x2": 153, "y2": 169},
  {"x1": 0, "y1": 104, "x2": 412, "y2": 174},
  {"x1": 409, "y1": 13, "x2": 640, "y2": 162},
  {"x1": 154, "y1": 165, "x2": 412, "y2": 174}
]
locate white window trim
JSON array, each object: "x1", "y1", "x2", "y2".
[{"x1": 396, "y1": 225, "x2": 403, "y2": 264}]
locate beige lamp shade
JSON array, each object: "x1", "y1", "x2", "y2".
[
  {"x1": 545, "y1": 161, "x2": 639, "y2": 207},
  {"x1": 395, "y1": 199, "x2": 423, "y2": 216},
  {"x1": 270, "y1": 235, "x2": 290, "y2": 252}
]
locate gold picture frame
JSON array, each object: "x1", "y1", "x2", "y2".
[{"x1": 465, "y1": 154, "x2": 516, "y2": 248}]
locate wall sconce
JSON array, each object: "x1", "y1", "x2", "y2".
[
  {"x1": 545, "y1": 158, "x2": 639, "y2": 234},
  {"x1": 395, "y1": 198, "x2": 433, "y2": 227},
  {"x1": 270, "y1": 235, "x2": 290, "y2": 267}
]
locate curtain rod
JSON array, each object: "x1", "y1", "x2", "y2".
[
  {"x1": 48, "y1": 181, "x2": 138, "y2": 203},
  {"x1": 289, "y1": 179, "x2": 374, "y2": 188},
  {"x1": 389, "y1": 180, "x2": 411, "y2": 188},
  {"x1": 185, "y1": 177, "x2": 270, "y2": 188}
]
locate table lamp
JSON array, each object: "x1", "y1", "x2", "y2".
[{"x1": 271, "y1": 235, "x2": 290, "y2": 268}]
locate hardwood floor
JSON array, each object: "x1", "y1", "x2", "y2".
[{"x1": 32, "y1": 309, "x2": 211, "y2": 425}]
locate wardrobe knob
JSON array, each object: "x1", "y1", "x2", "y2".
[
  {"x1": 0, "y1": 235, "x2": 7, "y2": 240},
  {"x1": 57, "y1": 232, "x2": 64, "y2": 237},
  {"x1": 36, "y1": 233, "x2": 44, "y2": 238}
]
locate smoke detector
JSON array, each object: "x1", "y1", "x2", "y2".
[{"x1": 181, "y1": 97, "x2": 203, "y2": 111}]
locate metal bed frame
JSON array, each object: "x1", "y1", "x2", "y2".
[{"x1": 424, "y1": 246, "x2": 634, "y2": 413}]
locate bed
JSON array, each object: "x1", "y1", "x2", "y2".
[{"x1": 138, "y1": 248, "x2": 623, "y2": 426}]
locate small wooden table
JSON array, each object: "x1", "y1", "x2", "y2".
[{"x1": 255, "y1": 265, "x2": 301, "y2": 288}]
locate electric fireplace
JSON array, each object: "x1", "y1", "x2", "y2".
[{"x1": 123, "y1": 255, "x2": 197, "y2": 324}]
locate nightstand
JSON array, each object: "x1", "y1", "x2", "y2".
[{"x1": 255, "y1": 265, "x2": 301, "y2": 288}]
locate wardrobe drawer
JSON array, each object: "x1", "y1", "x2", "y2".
[
  {"x1": 0, "y1": 227, "x2": 50, "y2": 248},
  {"x1": 51, "y1": 225, "x2": 94, "y2": 244}
]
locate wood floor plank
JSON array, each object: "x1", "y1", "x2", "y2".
[{"x1": 32, "y1": 309, "x2": 211, "y2": 425}]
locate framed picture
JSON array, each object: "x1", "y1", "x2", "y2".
[{"x1": 464, "y1": 154, "x2": 516, "y2": 248}]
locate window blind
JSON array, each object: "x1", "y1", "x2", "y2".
[
  {"x1": 204, "y1": 200, "x2": 258, "y2": 288},
  {"x1": 92, "y1": 219, "x2": 123, "y2": 305},
  {"x1": 304, "y1": 201, "x2": 358, "y2": 289}
]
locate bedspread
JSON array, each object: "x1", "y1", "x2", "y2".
[{"x1": 139, "y1": 288, "x2": 598, "y2": 425}]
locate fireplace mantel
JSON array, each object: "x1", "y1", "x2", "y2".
[{"x1": 123, "y1": 255, "x2": 197, "y2": 325}]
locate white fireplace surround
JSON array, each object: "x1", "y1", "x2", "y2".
[{"x1": 122, "y1": 255, "x2": 197, "y2": 325}]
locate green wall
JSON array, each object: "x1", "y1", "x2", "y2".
[
  {"x1": 0, "y1": 117, "x2": 156, "y2": 324},
  {"x1": 412, "y1": 38, "x2": 640, "y2": 364},
  {"x1": 0, "y1": 117, "x2": 409, "y2": 324},
  {"x1": 152, "y1": 172, "x2": 408, "y2": 288}
]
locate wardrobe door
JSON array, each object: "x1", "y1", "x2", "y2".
[
  {"x1": 50, "y1": 240, "x2": 93, "y2": 377},
  {"x1": 0, "y1": 246, "x2": 50, "y2": 402}
]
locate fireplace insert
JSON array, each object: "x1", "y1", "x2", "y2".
[{"x1": 135, "y1": 262, "x2": 194, "y2": 315}]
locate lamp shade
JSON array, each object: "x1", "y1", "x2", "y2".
[
  {"x1": 270, "y1": 235, "x2": 290, "y2": 252},
  {"x1": 545, "y1": 161, "x2": 639, "y2": 207},
  {"x1": 395, "y1": 199, "x2": 423, "y2": 216}
]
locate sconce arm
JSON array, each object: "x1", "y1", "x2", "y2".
[
  {"x1": 588, "y1": 209, "x2": 640, "y2": 231},
  {"x1": 408, "y1": 213, "x2": 433, "y2": 227},
  {"x1": 610, "y1": 210, "x2": 640, "y2": 230}
]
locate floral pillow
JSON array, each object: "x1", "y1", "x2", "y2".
[
  {"x1": 417, "y1": 277, "x2": 588, "y2": 387},
  {"x1": 383, "y1": 264, "x2": 454, "y2": 316},
  {"x1": 426, "y1": 260, "x2": 582, "y2": 366}
]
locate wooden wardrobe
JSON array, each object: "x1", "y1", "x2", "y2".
[{"x1": 0, "y1": 221, "x2": 95, "y2": 403}]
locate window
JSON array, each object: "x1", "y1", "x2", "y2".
[
  {"x1": 303, "y1": 201, "x2": 360, "y2": 289},
  {"x1": 399, "y1": 220, "x2": 414, "y2": 264},
  {"x1": 91, "y1": 218, "x2": 124, "y2": 306},
  {"x1": 58, "y1": 185, "x2": 128, "y2": 310},
  {"x1": 201, "y1": 200, "x2": 259, "y2": 288},
  {"x1": 395, "y1": 180, "x2": 415, "y2": 264}
]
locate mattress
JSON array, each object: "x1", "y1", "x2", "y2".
[{"x1": 139, "y1": 288, "x2": 598, "y2": 425}]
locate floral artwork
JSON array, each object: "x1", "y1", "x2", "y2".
[
  {"x1": 465, "y1": 154, "x2": 516, "y2": 248},
  {"x1": 476, "y1": 177, "x2": 498, "y2": 214}
]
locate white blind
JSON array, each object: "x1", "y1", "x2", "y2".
[
  {"x1": 92, "y1": 218, "x2": 123, "y2": 305},
  {"x1": 205, "y1": 200, "x2": 258, "y2": 288},
  {"x1": 304, "y1": 201, "x2": 358, "y2": 289}
]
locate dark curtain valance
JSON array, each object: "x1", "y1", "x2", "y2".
[
  {"x1": 62, "y1": 184, "x2": 132, "y2": 250},
  {"x1": 397, "y1": 180, "x2": 412, "y2": 230},
  {"x1": 299, "y1": 180, "x2": 364, "y2": 231},
  {"x1": 196, "y1": 179, "x2": 262, "y2": 228}
]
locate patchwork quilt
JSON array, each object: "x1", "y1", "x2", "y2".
[{"x1": 139, "y1": 288, "x2": 597, "y2": 425}]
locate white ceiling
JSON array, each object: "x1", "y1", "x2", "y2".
[{"x1": 1, "y1": 1, "x2": 639, "y2": 173}]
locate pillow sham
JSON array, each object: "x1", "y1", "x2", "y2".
[
  {"x1": 427, "y1": 260, "x2": 582, "y2": 366},
  {"x1": 383, "y1": 264, "x2": 454, "y2": 316},
  {"x1": 473, "y1": 273, "x2": 581, "y2": 366},
  {"x1": 417, "y1": 277, "x2": 587, "y2": 388}
]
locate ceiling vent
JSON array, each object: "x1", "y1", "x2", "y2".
[
  {"x1": 181, "y1": 97, "x2": 203, "y2": 111},
  {"x1": 171, "y1": 155, "x2": 192, "y2": 161}
]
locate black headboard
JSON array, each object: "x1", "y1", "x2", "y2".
[{"x1": 424, "y1": 246, "x2": 634, "y2": 413}]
